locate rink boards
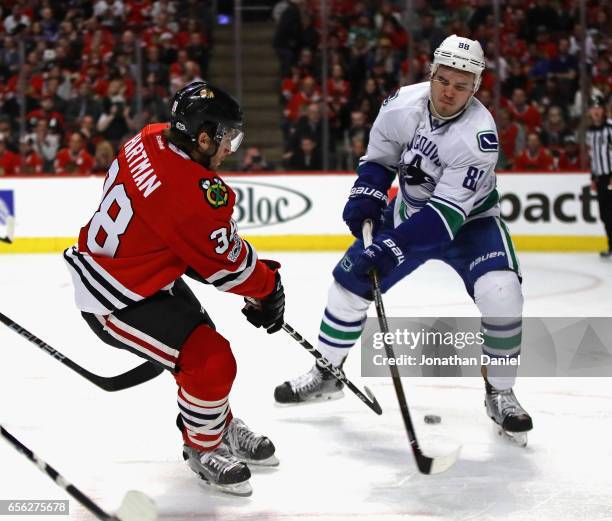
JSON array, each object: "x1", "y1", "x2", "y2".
[{"x1": 0, "y1": 171, "x2": 606, "y2": 253}]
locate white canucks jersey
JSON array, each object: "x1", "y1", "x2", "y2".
[{"x1": 363, "y1": 82, "x2": 500, "y2": 240}]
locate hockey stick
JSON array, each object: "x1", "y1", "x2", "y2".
[
  {"x1": 282, "y1": 322, "x2": 382, "y2": 415},
  {"x1": 0, "y1": 312, "x2": 164, "y2": 392},
  {"x1": 1, "y1": 425, "x2": 157, "y2": 521},
  {"x1": 362, "y1": 220, "x2": 460, "y2": 474}
]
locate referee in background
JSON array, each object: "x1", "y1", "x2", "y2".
[{"x1": 586, "y1": 95, "x2": 612, "y2": 259}]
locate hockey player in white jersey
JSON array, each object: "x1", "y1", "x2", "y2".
[{"x1": 274, "y1": 35, "x2": 533, "y2": 445}]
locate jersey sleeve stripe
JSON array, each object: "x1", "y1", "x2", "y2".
[
  {"x1": 63, "y1": 249, "x2": 116, "y2": 312},
  {"x1": 428, "y1": 201, "x2": 465, "y2": 237},
  {"x1": 204, "y1": 240, "x2": 254, "y2": 284},
  {"x1": 214, "y1": 256, "x2": 257, "y2": 291},
  {"x1": 430, "y1": 195, "x2": 467, "y2": 218},
  {"x1": 210, "y1": 242, "x2": 258, "y2": 291},
  {"x1": 71, "y1": 249, "x2": 137, "y2": 307}
]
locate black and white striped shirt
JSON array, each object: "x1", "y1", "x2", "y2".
[{"x1": 586, "y1": 119, "x2": 612, "y2": 177}]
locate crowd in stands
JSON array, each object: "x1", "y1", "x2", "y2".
[
  {"x1": 0, "y1": 0, "x2": 213, "y2": 176},
  {"x1": 273, "y1": 0, "x2": 611, "y2": 171},
  {"x1": 0, "y1": 1, "x2": 610, "y2": 175}
]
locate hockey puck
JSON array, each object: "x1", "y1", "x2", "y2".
[{"x1": 424, "y1": 414, "x2": 441, "y2": 424}]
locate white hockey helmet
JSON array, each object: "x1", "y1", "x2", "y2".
[{"x1": 431, "y1": 35, "x2": 485, "y2": 92}]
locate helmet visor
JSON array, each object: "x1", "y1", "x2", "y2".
[{"x1": 220, "y1": 127, "x2": 244, "y2": 153}]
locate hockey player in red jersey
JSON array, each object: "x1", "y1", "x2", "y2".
[{"x1": 64, "y1": 81, "x2": 285, "y2": 496}]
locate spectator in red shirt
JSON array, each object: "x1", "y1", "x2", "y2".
[
  {"x1": 0, "y1": 135, "x2": 19, "y2": 177},
  {"x1": 327, "y1": 64, "x2": 351, "y2": 127},
  {"x1": 54, "y1": 132, "x2": 94, "y2": 175},
  {"x1": 508, "y1": 88, "x2": 542, "y2": 133},
  {"x1": 15, "y1": 136, "x2": 43, "y2": 175},
  {"x1": 558, "y1": 134, "x2": 581, "y2": 171},
  {"x1": 284, "y1": 76, "x2": 322, "y2": 123},
  {"x1": 281, "y1": 66, "x2": 302, "y2": 104},
  {"x1": 514, "y1": 132, "x2": 555, "y2": 171},
  {"x1": 26, "y1": 96, "x2": 65, "y2": 134},
  {"x1": 125, "y1": 0, "x2": 151, "y2": 28},
  {"x1": 496, "y1": 107, "x2": 525, "y2": 170}
]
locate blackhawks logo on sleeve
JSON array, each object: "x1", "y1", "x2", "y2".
[{"x1": 199, "y1": 177, "x2": 229, "y2": 208}]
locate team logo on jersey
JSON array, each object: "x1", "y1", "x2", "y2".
[
  {"x1": 200, "y1": 177, "x2": 229, "y2": 208},
  {"x1": 477, "y1": 131, "x2": 499, "y2": 152},
  {"x1": 399, "y1": 155, "x2": 436, "y2": 192}
]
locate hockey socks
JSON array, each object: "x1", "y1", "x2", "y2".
[{"x1": 316, "y1": 282, "x2": 370, "y2": 367}]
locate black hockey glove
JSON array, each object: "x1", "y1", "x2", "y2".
[{"x1": 242, "y1": 260, "x2": 285, "y2": 334}]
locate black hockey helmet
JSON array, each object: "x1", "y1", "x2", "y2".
[{"x1": 170, "y1": 81, "x2": 244, "y2": 152}]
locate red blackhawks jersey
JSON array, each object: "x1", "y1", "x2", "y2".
[{"x1": 64, "y1": 123, "x2": 276, "y2": 315}]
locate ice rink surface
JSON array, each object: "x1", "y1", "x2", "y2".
[{"x1": 1, "y1": 251, "x2": 611, "y2": 521}]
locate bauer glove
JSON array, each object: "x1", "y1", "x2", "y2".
[
  {"x1": 353, "y1": 233, "x2": 406, "y2": 281},
  {"x1": 342, "y1": 180, "x2": 389, "y2": 240}
]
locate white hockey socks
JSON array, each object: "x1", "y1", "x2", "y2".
[
  {"x1": 474, "y1": 271, "x2": 524, "y2": 391},
  {"x1": 317, "y1": 282, "x2": 370, "y2": 367}
]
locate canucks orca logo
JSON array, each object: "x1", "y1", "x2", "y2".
[
  {"x1": 477, "y1": 131, "x2": 499, "y2": 152},
  {"x1": 399, "y1": 155, "x2": 436, "y2": 192},
  {"x1": 200, "y1": 177, "x2": 229, "y2": 208}
]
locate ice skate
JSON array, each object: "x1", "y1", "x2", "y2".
[
  {"x1": 485, "y1": 382, "x2": 533, "y2": 447},
  {"x1": 223, "y1": 417, "x2": 279, "y2": 466},
  {"x1": 274, "y1": 363, "x2": 345, "y2": 405},
  {"x1": 183, "y1": 443, "x2": 252, "y2": 496}
]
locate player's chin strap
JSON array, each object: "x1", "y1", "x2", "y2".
[
  {"x1": 428, "y1": 67, "x2": 478, "y2": 122},
  {"x1": 428, "y1": 96, "x2": 471, "y2": 122}
]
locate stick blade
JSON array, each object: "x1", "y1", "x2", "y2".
[
  {"x1": 115, "y1": 491, "x2": 157, "y2": 521},
  {"x1": 364, "y1": 386, "x2": 383, "y2": 415},
  {"x1": 417, "y1": 445, "x2": 462, "y2": 475}
]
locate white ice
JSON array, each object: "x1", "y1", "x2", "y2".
[{"x1": 1, "y1": 252, "x2": 611, "y2": 521}]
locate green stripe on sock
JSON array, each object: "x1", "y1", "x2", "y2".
[
  {"x1": 483, "y1": 333, "x2": 522, "y2": 350},
  {"x1": 320, "y1": 321, "x2": 362, "y2": 341}
]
